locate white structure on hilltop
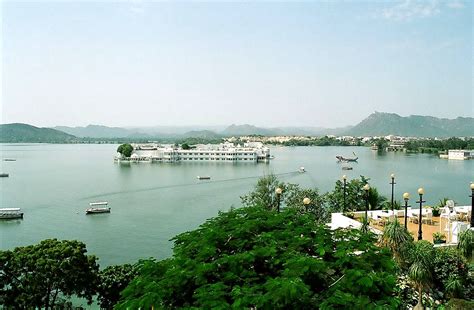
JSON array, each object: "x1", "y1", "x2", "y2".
[{"x1": 115, "y1": 142, "x2": 271, "y2": 163}]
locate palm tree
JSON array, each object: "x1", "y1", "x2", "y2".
[
  {"x1": 457, "y1": 229, "x2": 473, "y2": 260},
  {"x1": 408, "y1": 241, "x2": 435, "y2": 310},
  {"x1": 379, "y1": 218, "x2": 413, "y2": 266}
]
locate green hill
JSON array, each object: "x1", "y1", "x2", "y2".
[
  {"x1": 0, "y1": 123, "x2": 77, "y2": 143},
  {"x1": 347, "y1": 112, "x2": 474, "y2": 137}
]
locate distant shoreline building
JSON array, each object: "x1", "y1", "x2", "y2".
[
  {"x1": 115, "y1": 142, "x2": 271, "y2": 163},
  {"x1": 441, "y1": 150, "x2": 474, "y2": 160}
]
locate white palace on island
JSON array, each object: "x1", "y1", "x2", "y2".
[{"x1": 115, "y1": 142, "x2": 271, "y2": 163}]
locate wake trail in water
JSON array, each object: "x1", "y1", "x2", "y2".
[{"x1": 82, "y1": 171, "x2": 301, "y2": 200}]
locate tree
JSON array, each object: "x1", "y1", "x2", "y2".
[
  {"x1": 283, "y1": 184, "x2": 329, "y2": 222},
  {"x1": 97, "y1": 264, "x2": 139, "y2": 309},
  {"x1": 117, "y1": 143, "x2": 133, "y2": 158},
  {"x1": 379, "y1": 218, "x2": 413, "y2": 267},
  {"x1": 181, "y1": 143, "x2": 191, "y2": 150},
  {"x1": 408, "y1": 241, "x2": 435, "y2": 310},
  {"x1": 116, "y1": 206, "x2": 399, "y2": 309},
  {"x1": 240, "y1": 174, "x2": 285, "y2": 210},
  {"x1": 325, "y1": 176, "x2": 387, "y2": 213},
  {"x1": 0, "y1": 239, "x2": 99, "y2": 309},
  {"x1": 457, "y1": 229, "x2": 473, "y2": 260}
]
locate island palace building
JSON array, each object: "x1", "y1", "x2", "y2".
[{"x1": 115, "y1": 142, "x2": 271, "y2": 163}]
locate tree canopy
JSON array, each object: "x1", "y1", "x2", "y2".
[
  {"x1": 116, "y1": 206, "x2": 399, "y2": 309},
  {"x1": 117, "y1": 143, "x2": 134, "y2": 157},
  {"x1": 0, "y1": 239, "x2": 99, "y2": 309}
]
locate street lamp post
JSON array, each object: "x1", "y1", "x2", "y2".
[
  {"x1": 363, "y1": 184, "x2": 370, "y2": 221},
  {"x1": 342, "y1": 175, "x2": 347, "y2": 211},
  {"x1": 416, "y1": 188, "x2": 425, "y2": 240},
  {"x1": 470, "y1": 183, "x2": 474, "y2": 227},
  {"x1": 303, "y1": 197, "x2": 311, "y2": 212},
  {"x1": 275, "y1": 187, "x2": 283, "y2": 213},
  {"x1": 390, "y1": 174, "x2": 396, "y2": 212},
  {"x1": 403, "y1": 192, "x2": 410, "y2": 229}
]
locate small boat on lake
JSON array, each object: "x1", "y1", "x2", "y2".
[
  {"x1": 197, "y1": 176, "x2": 211, "y2": 180},
  {"x1": 336, "y1": 152, "x2": 358, "y2": 163},
  {"x1": 299, "y1": 167, "x2": 306, "y2": 173},
  {"x1": 0, "y1": 173, "x2": 9, "y2": 177},
  {"x1": 0, "y1": 208, "x2": 24, "y2": 220},
  {"x1": 3, "y1": 159, "x2": 16, "y2": 162},
  {"x1": 86, "y1": 202, "x2": 110, "y2": 214},
  {"x1": 342, "y1": 166, "x2": 353, "y2": 170}
]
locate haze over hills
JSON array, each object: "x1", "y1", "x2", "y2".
[
  {"x1": 1, "y1": 113, "x2": 473, "y2": 143},
  {"x1": 0, "y1": 123, "x2": 76, "y2": 143},
  {"x1": 346, "y1": 112, "x2": 474, "y2": 137}
]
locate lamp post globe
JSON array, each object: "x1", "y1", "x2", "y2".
[
  {"x1": 303, "y1": 197, "x2": 311, "y2": 212},
  {"x1": 470, "y1": 183, "x2": 474, "y2": 227},
  {"x1": 275, "y1": 187, "x2": 283, "y2": 213},
  {"x1": 390, "y1": 174, "x2": 396, "y2": 212},
  {"x1": 363, "y1": 184, "x2": 370, "y2": 220},
  {"x1": 342, "y1": 175, "x2": 347, "y2": 211},
  {"x1": 403, "y1": 192, "x2": 410, "y2": 229},
  {"x1": 416, "y1": 188, "x2": 425, "y2": 240}
]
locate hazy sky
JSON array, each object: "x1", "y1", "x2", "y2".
[{"x1": 1, "y1": 0, "x2": 472, "y2": 128}]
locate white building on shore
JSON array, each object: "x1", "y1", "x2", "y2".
[{"x1": 115, "y1": 142, "x2": 271, "y2": 163}]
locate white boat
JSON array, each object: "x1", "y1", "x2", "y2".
[
  {"x1": 299, "y1": 167, "x2": 306, "y2": 173},
  {"x1": 89, "y1": 201, "x2": 108, "y2": 206},
  {"x1": 197, "y1": 176, "x2": 211, "y2": 180},
  {"x1": 0, "y1": 208, "x2": 24, "y2": 219},
  {"x1": 86, "y1": 207, "x2": 111, "y2": 214}
]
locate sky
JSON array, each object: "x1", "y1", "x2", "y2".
[{"x1": 1, "y1": 0, "x2": 472, "y2": 128}]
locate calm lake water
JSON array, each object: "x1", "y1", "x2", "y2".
[{"x1": 1, "y1": 144, "x2": 472, "y2": 266}]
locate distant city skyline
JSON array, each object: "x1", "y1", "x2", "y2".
[{"x1": 1, "y1": 1, "x2": 472, "y2": 128}]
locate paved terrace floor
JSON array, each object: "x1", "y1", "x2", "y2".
[{"x1": 371, "y1": 216, "x2": 469, "y2": 243}]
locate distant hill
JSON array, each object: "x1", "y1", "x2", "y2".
[
  {"x1": 53, "y1": 125, "x2": 143, "y2": 138},
  {"x1": 0, "y1": 123, "x2": 77, "y2": 143},
  {"x1": 346, "y1": 112, "x2": 474, "y2": 137},
  {"x1": 220, "y1": 124, "x2": 278, "y2": 136},
  {"x1": 182, "y1": 130, "x2": 222, "y2": 139}
]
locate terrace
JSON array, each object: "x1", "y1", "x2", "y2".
[{"x1": 331, "y1": 206, "x2": 471, "y2": 244}]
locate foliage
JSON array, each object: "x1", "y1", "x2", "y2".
[
  {"x1": 0, "y1": 239, "x2": 99, "y2": 309},
  {"x1": 116, "y1": 206, "x2": 400, "y2": 309},
  {"x1": 408, "y1": 241, "x2": 435, "y2": 309},
  {"x1": 444, "y1": 298, "x2": 474, "y2": 310},
  {"x1": 379, "y1": 219, "x2": 413, "y2": 266},
  {"x1": 181, "y1": 143, "x2": 192, "y2": 150},
  {"x1": 432, "y1": 232, "x2": 446, "y2": 244},
  {"x1": 97, "y1": 263, "x2": 139, "y2": 309},
  {"x1": 325, "y1": 176, "x2": 387, "y2": 213},
  {"x1": 404, "y1": 137, "x2": 474, "y2": 153},
  {"x1": 240, "y1": 174, "x2": 286, "y2": 210},
  {"x1": 457, "y1": 229, "x2": 473, "y2": 260},
  {"x1": 283, "y1": 183, "x2": 329, "y2": 222},
  {"x1": 117, "y1": 143, "x2": 134, "y2": 157},
  {"x1": 432, "y1": 247, "x2": 469, "y2": 298}
]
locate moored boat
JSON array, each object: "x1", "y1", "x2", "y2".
[
  {"x1": 3, "y1": 158, "x2": 16, "y2": 161},
  {"x1": 197, "y1": 176, "x2": 211, "y2": 180},
  {"x1": 0, "y1": 208, "x2": 24, "y2": 219},
  {"x1": 0, "y1": 173, "x2": 9, "y2": 177},
  {"x1": 342, "y1": 166, "x2": 353, "y2": 170},
  {"x1": 86, "y1": 207, "x2": 111, "y2": 214}
]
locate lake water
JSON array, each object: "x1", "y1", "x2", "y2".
[{"x1": 1, "y1": 144, "x2": 472, "y2": 266}]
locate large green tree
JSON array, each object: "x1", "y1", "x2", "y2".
[
  {"x1": 117, "y1": 143, "x2": 134, "y2": 158},
  {"x1": 0, "y1": 239, "x2": 99, "y2": 309},
  {"x1": 325, "y1": 176, "x2": 387, "y2": 213},
  {"x1": 97, "y1": 263, "x2": 139, "y2": 309},
  {"x1": 116, "y1": 206, "x2": 399, "y2": 309}
]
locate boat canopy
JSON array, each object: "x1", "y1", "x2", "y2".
[
  {"x1": 0, "y1": 208, "x2": 21, "y2": 212},
  {"x1": 89, "y1": 202, "x2": 108, "y2": 206}
]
